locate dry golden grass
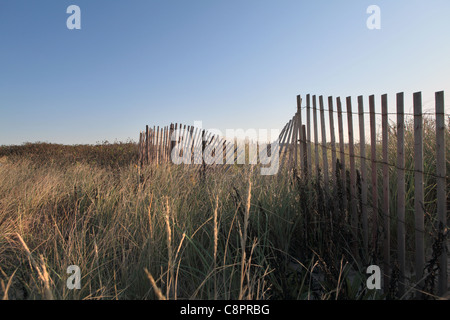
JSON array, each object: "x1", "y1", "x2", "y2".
[{"x1": 0, "y1": 118, "x2": 448, "y2": 300}]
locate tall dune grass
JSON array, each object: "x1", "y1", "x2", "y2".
[
  {"x1": 0, "y1": 116, "x2": 447, "y2": 300},
  {"x1": 0, "y1": 156, "x2": 367, "y2": 300}
]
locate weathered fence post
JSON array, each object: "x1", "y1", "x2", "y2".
[
  {"x1": 193, "y1": 127, "x2": 201, "y2": 165},
  {"x1": 139, "y1": 131, "x2": 143, "y2": 168},
  {"x1": 297, "y1": 95, "x2": 303, "y2": 175},
  {"x1": 193, "y1": 127, "x2": 200, "y2": 164},
  {"x1": 281, "y1": 118, "x2": 294, "y2": 171},
  {"x1": 167, "y1": 126, "x2": 171, "y2": 163},
  {"x1": 319, "y1": 96, "x2": 329, "y2": 188},
  {"x1": 328, "y1": 96, "x2": 337, "y2": 184},
  {"x1": 169, "y1": 123, "x2": 175, "y2": 164},
  {"x1": 382, "y1": 94, "x2": 390, "y2": 291},
  {"x1": 435, "y1": 90, "x2": 447, "y2": 297},
  {"x1": 313, "y1": 95, "x2": 320, "y2": 178},
  {"x1": 306, "y1": 94, "x2": 312, "y2": 178},
  {"x1": 414, "y1": 92, "x2": 425, "y2": 295},
  {"x1": 163, "y1": 126, "x2": 167, "y2": 163},
  {"x1": 160, "y1": 127, "x2": 164, "y2": 164},
  {"x1": 291, "y1": 101, "x2": 300, "y2": 173},
  {"x1": 155, "y1": 126, "x2": 160, "y2": 165},
  {"x1": 302, "y1": 125, "x2": 308, "y2": 178},
  {"x1": 346, "y1": 97, "x2": 358, "y2": 257},
  {"x1": 396, "y1": 92, "x2": 406, "y2": 297},
  {"x1": 337, "y1": 97, "x2": 348, "y2": 216},
  {"x1": 201, "y1": 129, "x2": 206, "y2": 180},
  {"x1": 369, "y1": 95, "x2": 379, "y2": 257},
  {"x1": 276, "y1": 123, "x2": 288, "y2": 170},
  {"x1": 189, "y1": 126, "x2": 195, "y2": 164},
  {"x1": 152, "y1": 126, "x2": 156, "y2": 163},
  {"x1": 145, "y1": 125, "x2": 149, "y2": 164},
  {"x1": 358, "y1": 96, "x2": 369, "y2": 256}
]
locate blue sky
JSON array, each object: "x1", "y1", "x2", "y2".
[{"x1": 1, "y1": 0, "x2": 449, "y2": 145}]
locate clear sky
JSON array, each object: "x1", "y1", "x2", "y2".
[{"x1": 1, "y1": 0, "x2": 450, "y2": 145}]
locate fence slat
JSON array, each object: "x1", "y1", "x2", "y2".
[
  {"x1": 276, "y1": 121, "x2": 289, "y2": 167},
  {"x1": 167, "y1": 126, "x2": 172, "y2": 163},
  {"x1": 201, "y1": 130, "x2": 206, "y2": 175},
  {"x1": 306, "y1": 94, "x2": 313, "y2": 178},
  {"x1": 160, "y1": 127, "x2": 164, "y2": 164},
  {"x1": 193, "y1": 127, "x2": 202, "y2": 165},
  {"x1": 298, "y1": 95, "x2": 304, "y2": 174},
  {"x1": 295, "y1": 95, "x2": 302, "y2": 173},
  {"x1": 435, "y1": 90, "x2": 447, "y2": 297},
  {"x1": 414, "y1": 92, "x2": 425, "y2": 293},
  {"x1": 358, "y1": 96, "x2": 369, "y2": 254},
  {"x1": 290, "y1": 107, "x2": 300, "y2": 172},
  {"x1": 280, "y1": 118, "x2": 294, "y2": 170},
  {"x1": 189, "y1": 126, "x2": 195, "y2": 165},
  {"x1": 160, "y1": 126, "x2": 164, "y2": 163},
  {"x1": 168, "y1": 126, "x2": 173, "y2": 162},
  {"x1": 369, "y1": 95, "x2": 379, "y2": 254},
  {"x1": 396, "y1": 92, "x2": 406, "y2": 297},
  {"x1": 139, "y1": 131, "x2": 143, "y2": 167},
  {"x1": 147, "y1": 130, "x2": 150, "y2": 163},
  {"x1": 164, "y1": 126, "x2": 170, "y2": 163},
  {"x1": 382, "y1": 94, "x2": 390, "y2": 290},
  {"x1": 328, "y1": 96, "x2": 337, "y2": 182},
  {"x1": 183, "y1": 126, "x2": 191, "y2": 163},
  {"x1": 313, "y1": 95, "x2": 320, "y2": 178},
  {"x1": 182, "y1": 125, "x2": 187, "y2": 161},
  {"x1": 148, "y1": 128, "x2": 154, "y2": 163},
  {"x1": 160, "y1": 127, "x2": 163, "y2": 163},
  {"x1": 177, "y1": 125, "x2": 184, "y2": 163},
  {"x1": 224, "y1": 140, "x2": 234, "y2": 167},
  {"x1": 152, "y1": 126, "x2": 156, "y2": 163},
  {"x1": 337, "y1": 97, "x2": 348, "y2": 215},
  {"x1": 275, "y1": 119, "x2": 292, "y2": 175},
  {"x1": 145, "y1": 125, "x2": 149, "y2": 164},
  {"x1": 302, "y1": 125, "x2": 308, "y2": 178},
  {"x1": 164, "y1": 126, "x2": 168, "y2": 163},
  {"x1": 319, "y1": 96, "x2": 329, "y2": 187},
  {"x1": 326, "y1": 96, "x2": 338, "y2": 232},
  {"x1": 346, "y1": 97, "x2": 358, "y2": 254},
  {"x1": 156, "y1": 126, "x2": 160, "y2": 165}
]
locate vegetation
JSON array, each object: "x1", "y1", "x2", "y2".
[
  {"x1": 0, "y1": 141, "x2": 138, "y2": 168},
  {"x1": 0, "y1": 117, "x2": 448, "y2": 300}
]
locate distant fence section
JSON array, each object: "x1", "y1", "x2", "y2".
[{"x1": 137, "y1": 123, "x2": 264, "y2": 174}]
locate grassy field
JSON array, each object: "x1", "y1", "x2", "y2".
[{"x1": 0, "y1": 117, "x2": 448, "y2": 300}]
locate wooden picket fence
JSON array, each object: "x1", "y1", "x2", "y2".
[
  {"x1": 138, "y1": 123, "x2": 258, "y2": 174},
  {"x1": 277, "y1": 92, "x2": 448, "y2": 297},
  {"x1": 138, "y1": 91, "x2": 448, "y2": 297}
]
